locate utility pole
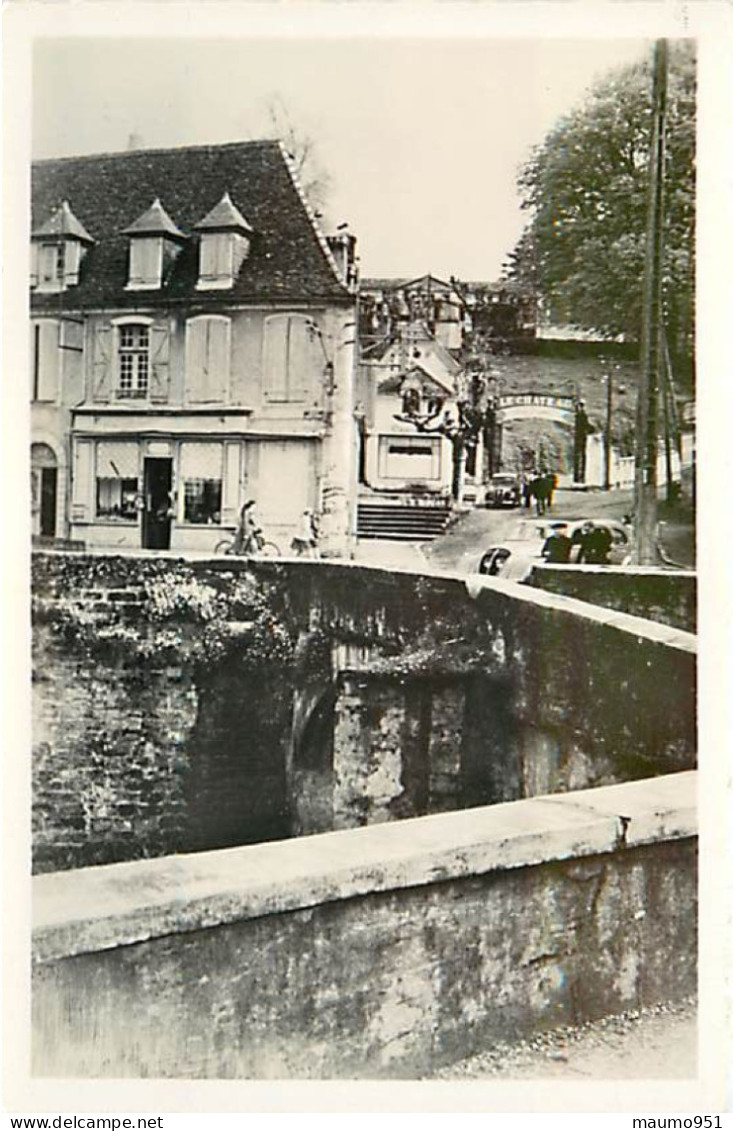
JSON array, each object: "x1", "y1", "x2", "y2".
[
  {"x1": 603, "y1": 365, "x2": 613, "y2": 491},
  {"x1": 634, "y1": 38, "x2": 668, "y2": 564}
]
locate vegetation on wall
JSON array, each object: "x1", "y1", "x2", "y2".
[{"x1": 31, "y1": 558, "x2": 296, "y2": 670}]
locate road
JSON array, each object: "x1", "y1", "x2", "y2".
[{"x1": 353, "y1": 488, "x2": 634, "y2": 575}]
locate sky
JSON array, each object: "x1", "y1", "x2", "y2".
[{"x1": 32, "y1": 37, "x2": 650, "y2": 281}]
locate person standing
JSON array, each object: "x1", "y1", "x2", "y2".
[
  {"x1": 541, "y1": 522, "x2": 572, "y2": 563},
  {"x1": 232, "y1": 499, "x2": 260, "y2": 554},
  {"x1": 290, "y1": 508, "x2": 319, "y2": 557}
]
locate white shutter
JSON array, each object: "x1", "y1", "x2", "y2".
[
  {"x1": 149, "y1": 321, "x2": 170, "y2": 402},
  {"x1": 65, "y1": 240, "x2": 82, "y2": 285},
  {"x1": 186, "y1": 317, "x2": 229, "y2": 403},
  {"x1": 263, "y1": 315, "x2": 289, "y2": 401},
  {"x1": 185, "y1": 318, "x2": 207, "y2": 402},
  {"x1": 37, "y1": 322, "x2": 60, "y2": 401},
  {"x1": 92, "y1": 323, "x2": 113, "y2": 402},
  {"x1": 40, "y1": 244, "x2": 57, "y2": 283},
  {"x1": 205, "y1": 317, "x2": 230, "y2": 402},
  {"x1": 286, "y1": 316, "x2": 311, "y2": 402},
  {"x1": 129, "y1": 238, "x2": 161, "y2": 288},
  {"x1": 200, "y1": 234, "x2": 233, "y2": 283},
  {"x1": 71, "y1": 439, "x2": 93, "y2": 522}
]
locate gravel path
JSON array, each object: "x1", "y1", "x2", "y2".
[{"x1": 432, "y1": 999, "x2": 697, "y2": 1080}]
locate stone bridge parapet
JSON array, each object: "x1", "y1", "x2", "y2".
[{"x1": 31, "y1": 552, "x2": 696, "y2": 870}]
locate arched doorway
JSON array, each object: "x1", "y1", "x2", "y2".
[{"x1": 31, "y1": 443, "x2": 58, "y2": 538}]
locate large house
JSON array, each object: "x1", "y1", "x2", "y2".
[{"x1": 30, "y1": 140, "x2": 359, "y2": 555}]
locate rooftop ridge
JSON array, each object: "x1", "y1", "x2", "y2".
[
  {"x1": 32, "y1": 138, "x2": 282, "y2": 168},
  {"x1": 277, "y1": 140, "x2": 353, "y2": 296}
]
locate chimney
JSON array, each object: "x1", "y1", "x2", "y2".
[{"x1": 326, "y1": 230, "x2": 357, "y2": 286}]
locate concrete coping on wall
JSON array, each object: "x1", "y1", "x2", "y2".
[
  {"x1": 462, "y1": 572, "x2": 697, "y2": 654},
  {"x1": 530, "y1": 563, "x2": 697, "y2": 580},
  {"x1": 33, "y1": 770, "x2": 696, "y2": 966},
  {"x1": 32, "y1": 551, "x2": 697, "y2": 654}
]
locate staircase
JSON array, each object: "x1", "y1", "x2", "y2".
[{"x1": 356, "y1": 500, "x2": 451, "y2": 541}]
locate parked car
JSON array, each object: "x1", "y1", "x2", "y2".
[
  {"x1": 485, "y1": 473, "x2": 520, "y2": 508},
  {"x1": 475, "y1": 518, "x2": 632, "y2": 582}
]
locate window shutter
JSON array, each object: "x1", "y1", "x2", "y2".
[
  {"x1": 37, "y1": 322, "x2": 60, "y2": 401},
  {"x1": 286, "y1": 316, "x2": 311, "y2": 402},
  {"x1": 40, "y1": 245, "x2": 57, "y2": 283},
  {"x1": 205, "y1": 317, "x2": 230, "y2": 402},
  {"x1": 185, "y1": 318, "x2": 207, "y2": 402},
  {"x1": 129, "y1": 238, "x2": 160, "y2": 288},
  {"x1": 65, "y1": 240, "x2": 82, "y2": 286},
  {"x1": 30, "y1": 244, "x2": 39, "y2": 288},
  {"x1": 200, "y1": 236, "x2": 217, "y2": 280},
  {"x1": 92, "y1": 323, "x2": 113, "y2": 402},
  {"x1": 263, "y1": 315, "x2": 289, "y2": 401},
  {"x1": 71, "y1": 439, "x2": 93, "y2": 523},
  {"x1": 199, "y1": 235, "x2": 232, "y2": 284},
  {"x1": 149, "y1": 321, "x2": 170, "y2": 403}
]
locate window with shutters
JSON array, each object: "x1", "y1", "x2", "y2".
[
  {"x1": 199, "y1": 234, "x2": 233, "y2": 285},
  {"x1": 262, "y1": 313, "x2": 315, "y2": 403},
  {"x1": 95, "y1": 441, "x2": 140, "y2": 521},
  {"x1": 128, "y1": 238, "x2": 163, "y2": 290},
  {"x1": 38, "y1": 243, "x2": 65, "y2": 286},
  {"x1": 185, "y1": 316, "x2": 231, "y2": 403},
  {"x1": 32, "y1": 321, "x2": 61, "y2": 402},
  {"x1": 117, "y1": 324, "x2": 150, "y2": 399}
]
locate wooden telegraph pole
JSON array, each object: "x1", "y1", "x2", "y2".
[{"x1": 634, "y1": 39, "x2": 668, "y2": 563}]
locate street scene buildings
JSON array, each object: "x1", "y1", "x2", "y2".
[{"x1": 23, "y1": 32, "x2": 703, "y2": 1092}]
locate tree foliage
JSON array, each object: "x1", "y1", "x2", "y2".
[
  {"x1": 508, "y1": 43, "x2": 695, "y2": 363},
  {"x1": 265, "y1": 96, "x2": 333, "y2": 214}
]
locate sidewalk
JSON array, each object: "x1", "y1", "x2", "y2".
[{"x1": 433, "y1": 998, "x2": 697, "y2": 1080}]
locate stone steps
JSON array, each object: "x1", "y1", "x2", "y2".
[{"x1": 356, "y1": 502, "x2": 451, "y2": 541}]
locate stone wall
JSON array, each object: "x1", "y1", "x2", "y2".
[
  {"x1": 32, "y1": 552, "x2": 696, "y2": 871},
  {"x1": 526, "y1": 564, "x2": 697, "y2": 633},
  {"x1": 32, "y1": 772, "x2": 697, "y2": 1079}
]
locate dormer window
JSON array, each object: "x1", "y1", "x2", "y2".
[
  {"x1": 129, "y1": 237, "x2": 163, "y2": 290},
  {"x1": 122, "y1": 199, "x2": 186, "y2": 291},
  {"x1": 194, "y1": 192, "x2": 253, "y2": 291},
  {"x1": 31, "y1": 201, "x2": 94, "y2": 292},
  {"x1": 39, "y1": 242, "x2": 66, "y2": 286}
]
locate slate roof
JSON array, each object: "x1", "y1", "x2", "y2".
[
  {"x1": 121, "y1": 198, "x2": 186, "y2": 240},
  {"x1": 32, "y1": 200, "x2": 94, "y2": 244},
  {"x1": 194, "y1": 192, "x2": 252, "y2": 234},
  {"x1": 31, "y1": 140, "x2": 352, "y2": 311}
]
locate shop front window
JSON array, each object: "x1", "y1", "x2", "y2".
[
  {"x1": 183, "y1": 479, "x2": 222, "y2": 524},
  {"x1": 179, "y1": 442, "x2": 223, "y2": 524},
  {"x1": 96, "y1": 442, "x2": 140, "y2": 521},
  {"x1": 97, "y1": 477, "x2": 139, "y2": 521}
]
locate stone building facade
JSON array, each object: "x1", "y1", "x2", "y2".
[{"x1": 30, "y1": 140, "x2": 359, "y2": 555}]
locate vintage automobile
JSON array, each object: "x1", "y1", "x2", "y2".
[
  {"x1": 485, "y1": 473, "x2": 521, "y2": 508},
  {"x1": 476, "y1": 518, "x2": 632, "y2": 582}
]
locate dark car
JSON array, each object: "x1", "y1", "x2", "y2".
[{"x1": 485, "y1": 473, "x2": 520, "y2": 509}]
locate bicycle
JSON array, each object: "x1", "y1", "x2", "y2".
[{"x1": 213, "y1": 530, "x2": 282, "y2": 558}]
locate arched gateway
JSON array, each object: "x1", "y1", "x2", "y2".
[{"x1": 490, "y1": 391, "x2": 590, "y2": 482}]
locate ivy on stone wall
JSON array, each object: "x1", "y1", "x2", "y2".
[{"x1": 31, "y1": 559, "x2": 296, "y2": 671}]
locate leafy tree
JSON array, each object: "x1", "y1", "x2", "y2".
[
  {"x1": 264, "y1": 95, "x2": 333, "y2": 213},
  {"x1": 508, "y1": 42, "x2": 695, "y2": 368}
]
